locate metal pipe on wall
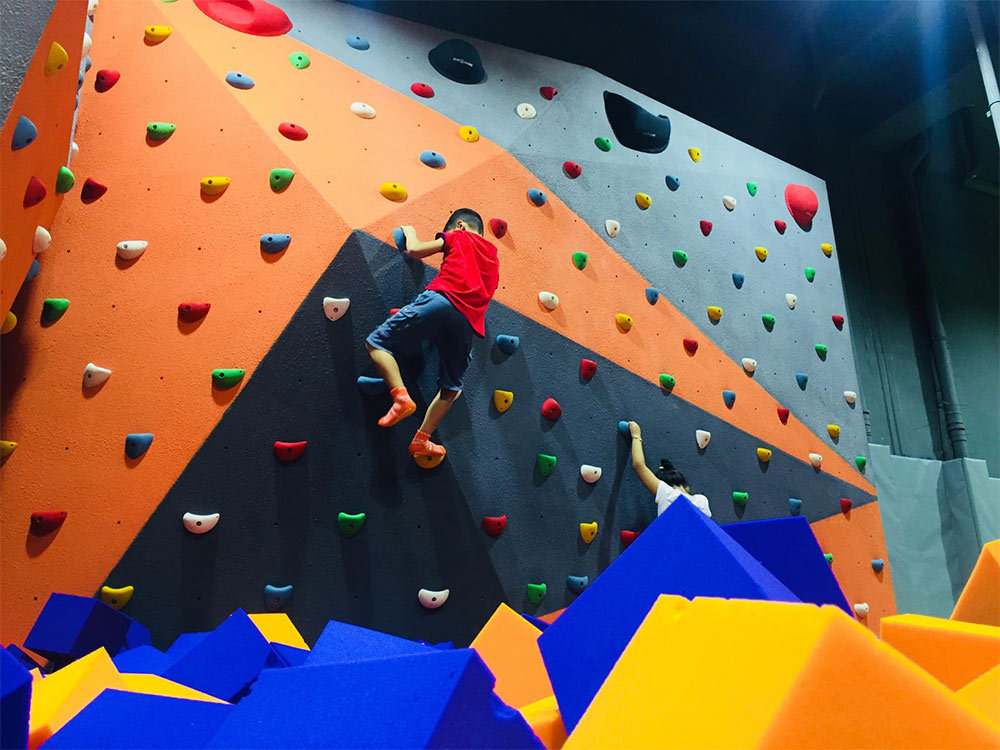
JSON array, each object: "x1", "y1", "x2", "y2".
[{"x1": 965, "y1": 1, "x2": 1000, "y2": 147}]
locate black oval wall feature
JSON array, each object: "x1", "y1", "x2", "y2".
[
  {"x1": 603, "y1": 91, "x2": 671, "y2": 153},
  {"x1": 428, "y1": 39, "x2": 486, "y2": 84}
]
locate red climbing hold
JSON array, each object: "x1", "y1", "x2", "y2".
[
  {"x1": 620, "y1": 529, "x2": 638, "y2": 548},
  {"x1": 563, "y1": 161, "x2": 582, "y2": 179},
  {"x1": 832, "y1": 314, "x2": 845, "y2": 330},
  {"x1": 700, "y1": 220, "x2": 713, "y2": 237},
  {"x1": 81, "y1": 178, "x2": 107, "y2": 204},
  {"x1": 389, "y1": 308, "x2": 401, "y2": 316},
  {"x1": 482, "y1": 515, "x2": 507, "y2": 536},
  {"x1": 30, "y1": 511, "x2": 67, "y2": 535},
  {"x1": 541, "y1": 397, "x2": 562, "y2": 420},
  {"x1": 23, "y1": 176, "x2": 47, "y2": 208},
  {"x1": 777, "y1": 407, "x2": 790, "y2": 424},
  {"x1": 785, "y1": 184, "x2": 819, "y2": 230},
  {"x1": 278, "y1": 122, "x2": 308, "y2": 141},
  {"x1": 580, "y1": 359, "x2": 597, "y2": 380},
  {"x1": 177, "y1": 302, "x2": 211, "y2": 322},
  {"x1": 683, "y1": 338, "x2": 699, "y2": 355},
  {"x1": 840, "y1": 497, "x2": 852, "y2": 514},
  {"x1": 94, "y1": 69, "x2": 120, "y2": 92},
  {"x1": 273, "y1": 441, "x2": 307, "y2": 462},
  {"x1": 489, "y1": 218, "x2": 507, "y2": 239},
  {"x1": 539, "y1": 86, "x2": 558, "y2": 100},
  {"x1": 774, "y1": 219, "x2": 787, "y2": 234},
  {"x1": 192, "y1": 0, "x2": 292, "y2": 36},
  {"x1": 410, "y1": 82, "x2": 434, "y2": 98}
]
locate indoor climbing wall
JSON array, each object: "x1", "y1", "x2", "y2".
[{"x1": 0, "y1": 0, "x2": 893, "y2": 650}]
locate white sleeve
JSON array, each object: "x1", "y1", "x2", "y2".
[
  {"x1": 655, "y1": 482, "x2": 680, "y2": 516},
  {"x1": 691, "y1": 494, "x2": 712, "y2": 518}
]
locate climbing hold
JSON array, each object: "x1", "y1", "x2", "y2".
[
  {"x1": 832, "y1": 314, "x2": 845, "y2": 330},
  {"x1": 722, "y1": 195, "x2": 737, "y2": 211},
  {"x1": 0, "y1": 441, "x2": 15, "y2": 459},
  {"x1": 144, "y1": 25, "x2": 172, "y2": 43},
  {"x1": 488, "y1": 218, "x2": 507, "y2": 238},
  {"x1": 277, "y1": 122, "x2": 308, "y2": 141},
  {"x1": 260, "y1": 233, "x2": 291, "y2": 253},
  {"x1": 672, "y1": 250, "x2": 688, "y2": 267},
  {"x1": 594, "y1": 136, "x2": 612, "y2": 152},
  {"x1": 44, "y1": 42, "x2": 69, "y2": 76},
  {"x1": 804, "y1": 267, "x2": 816, "y2": 282},
  {"x1": 645, "y1": 287, "x2": 659, "y2": 305},
  {"x1": 683, "y1": 338, "x2": 699, "y2": 354},
  {"x1": 620, "y1": 530, "x2": 638, "y2": 548},
  {"x1": 615, "y1": 313, "x2": 633, "y2": 332},
  {"x1": 428, "y1": 38, "x2": 485, "y2": 83},
  {"x1": 824, "y1": 553, "x2": 834, "y2": 565},
  {"x1": 809, "y1": 453, "x2": 823, "y2": 468},
  {"x1": 146, "y1": 122, "x2": 176, "y2": 141},
  {"x1": 527, "y1": 188, "x2": 547, "y2": 206},
  {"x1": 700, "y1": 220, "x2": 712, "y2": 236},
  {"x1": 349, "y1": 102, "x2": 376, "y2": 119},
  {"x1": 200, "y1": 176, "x2": 230, "y2": 196},
  {"x1": 56, "y1": 167, "x2": 74, "y2": 193},
  {"x1": 844, "y1": 391, "x2": 857, "y2": 405},
  {"x1": 634, "y1": 193, "x2": 651, "y2": 210},
  {"x1": 337, "y1": 512, "x2": 366, "y2": 538},
  {"x1": 695, "y1": 430, "x2": 711, "y2": 449},
  {"x1": 762, "y1": 314, "x2": 775, "y2": 331},
  {"x1": 579, "y1": 521, "x2": 598, "y2": 542},
  {"x1": 618, "y1": 421, "x2": 631, "y2": 438},
  {"x1": 526, "y1": 583, "x2": 547, "y2": 606},
  {"x1": 177, "y1": 302, "x2": 210, "y2": 322},
  {"x1": 856, "y1": 456, "x2": 867, "y2": 471},
  {"x1": 516, "y1": 102, "x2": 537, "y2": 119},
  {"x1": 821, "y1": 243, "x2": 833, "y2": 257},
  {"x1": 580, "y1": 359, "x2": 597, "y2": 380},
  {"x1": 270, "y1": 168, "x2": 295, "y2": 192},
  {"x1": 418, "y1": 589, "x2": 449, "y2": 610},
  {"x1": 659, "y1": 373, "x2": 676, "y2": 390},
  {"x1": 603, "y1": 91, "x2": 671, "y2": 152},
  {"x1": 732, "y1": 491, "x2": 749, "y2": 506},
  {"x1": 571, "y1": 251, "x2": 588, "y2": 270},
  {"x1": 1, "y1": 312, "x2": 14, "y2": 335},
  {"x1": 539, "y1": 86, "x2": 558, "y2": 100},
  {"x1": 871, "y1": 558, "x2": 884, "y2": 573},
  {"x1": 322, "y1": 297, "x2": 350, "y2": 322},
  {"x1": 273, "y1": 441, "x2": 306, "y2": 462},
  {"x1": 288, "y1": 52, "x2": 310, "y2": 69},
  {"x1": 459, "y1": 126, "x2": 479, "y2": 142},
  {"x1": 116, "y1": 240, "x2": 147, "y2": 260},
  {"x1": 567, "y1": 576, "x2": 589, "y2": 594},
  {"x1": 722, "y1": 390, "x2": 736, "y2": 408},
  {"x1": 94, "y1": 69, "x2": 120, "y2": 92},
  {"x1": 264, "y1": 585, "x2": 293, "y2": 611},
  {"x1": 795, "y1": 372, "x2": 808, "y2": 390},
  {"x1": 345, "y1": 34, "x2": 370, "y2": 50},
  {"x1": 707, "y1": 306, "x2": 723, "y2": 323},
  {"x1": 0, "y1": 238, "x2": 5, "y2": 261},
  {"x1": 83, "y1": 363, "x2": 111, "y2": 387},
  {"x1": 124, "y1": 433, "x2": 154, "y2": 459},
  {"x1": 774, "y1": 219, "x2": 787, "y2": 234},
  {"x1": 541, "y1": 398, "x2": 562, "y2": 420},
  {"x1": 786, "y1": 293, "x2": 797, "y2": 310},
  {"x1": 493, "y1": 390, "x2": 514, "y2": 413},
  {"x1": 379, "y1": 182, "x2": 407, "y2": 201},
  {"x1": 784, "y1": 184, "x2": 819, "y2": 230},
  {"x1": 80, "y1": 178, "x2": 107, "y2": 203},
  {"x1": 789, "y1": 498, "x2": 802, "y2": 514},
  {"x1": 815, "y1": 344, "x2": 828, "y2": 360},
  {"x1": 225, "y1": 71, "x2": 254, "y2": 89},
  {"x1": 854, "y1": 603, "x2": 869, "y2": 618},
  {"x1": 27, "y1": 259, "x2": 40, "y2": 279},
  {"x1": 828, "y1": 424, "x2": 841, "y2": 440},
  {"x1": 732, "y1": 273, "x2": 745, "y2": 289},
  {"x1": 357, "y1": 376, "x2": 386, "y2": 395},
  {"x1": 754, "y1": 246, "x2": 768, "y2": 262},
  {"x1": 538, "y1": 291, "x2": 559, "y2": 311},
  {"x1": 482, "y1": 515, "x2": 507, "y2": 536},
  {"x1": 23, "y1": 176, "x2": 47, "y2": 208},
  {"x1": 33, "y1": 226, "x2": 51, "y2": 253},
  {"x1": 747, "y1": 182, "x2": 758, "y2": 196},
  {"x1": 536, "y1": 454, "x2": 557, "y2": 477},
  {"x1": 741, "y1": 358, "x2": 756, "y2": 374},
  {"x1": 495, "y1": 334, "x2": 519, "y2": 355},
  {"x1": 580, "y1": 466, "x2": 602, "y2": 484},
  {"x1": 212, "y1": 368, "x2": 245, "y2": 390},
  {"x1": 688, "y1": 147, "x2": 701, "y2": 162},
  {"x1": 30, "y1": 511, "x2": 67, "y2": 535},
  {"x1": 41, "y1": 298, "x2": 70, "y2": 322},
  {"x1": 665, "y1": 175, "x2": 680, "y2": 191},
  {"x1": 99, "y1": 586, "x2": 133, "y2": 610},
  {"x1": 777, "y1": 407, "x2": 790, "y2": 424},
  {"x1": 11, "y1": 116, "x2": 38, "y2": 150},
  {"x1": 757, "y1": 447, "x2": 772, "y2": 463},
  {"x1": 410, "y1": 82, "x2": 434, "y2": 98},
  {"x1": 563, "y1": 161, "x2": 582, "y2": 179},
  {"x1": 605, "y1": 219, "x2": 620, "y2": 237},
  {"x1": 419, "y1": 150, "x2": 446, "y2": 168}
]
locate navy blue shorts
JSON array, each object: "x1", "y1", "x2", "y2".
[{"x1": 366, "y1": 290, "x2": 474, "y2": 391}]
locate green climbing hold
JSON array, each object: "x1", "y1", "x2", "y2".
[
  {"x1": 659, "y1": 373, "x2": 675, "y2": 390},
  {"x1": 804, "y1": 267, "x2": 816, "y2": 282},
  {"x1": 211, "y1": 368, "x2": 245, "y2": 389},
  {"x1": 732, "y1": 491, "x2": 749, "y2": 506},
  {"x1": 41, "y1": 298, "x2": 70, "y2": 322},
  {"x1": 762, "y1": 314, "x2": 775, "y2": 331},
  {"x1": 571, "y1": 252, "x2": 588, "y2": 270},
  {"x1": 337, "y1": 512, "x2": 366, "y2": 538},
  {"x1": 824, "y1": 553, "x2": 834, "y2": 565},
  {"x1": 55, "y1": 166, "x2": 75, "y2": 193},
  {"x1": 526, "y1": 583, "x2": 547, "y2": 606},
  {"x1": 537, "y1": 453, "x2": 557, "y2": 477},
  {"x1": 146, "y1": 122, "x2": 176, "y2": 141},
  {"x1": 815, "y1": 343, "x2": 828, "y2": 360},
  {"x1": 269, "y1": 168, "x2": 295, "y2": 192},
  {"x1": 746, "y1": 182, "x2": 758, "y2": 196},
  {"x1": 594, "y1": 136, "x2": 612, "y2": 152},
  {"x1": 672, "y1": 250, "x2": 688, "y2": 267},
  {"x1": 855, "y1": 456, "x2": 867, "y2": 472},
  {"x1": 289, "y1": 52, "x2": 310, "y2": 69}
]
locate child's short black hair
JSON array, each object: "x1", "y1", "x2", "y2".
[
  {"x1": 443, "y1": 208, "x2": 483, "y2": 235},
  {"x1": 655, "y1": 458, "x2": 688, "y2": 487}
]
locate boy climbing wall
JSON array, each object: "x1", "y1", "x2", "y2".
[{"x1": 366, "y1": 209, "x2": 499, "y2": 458}]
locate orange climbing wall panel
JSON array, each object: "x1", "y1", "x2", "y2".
[{"x1": 0, "y1": 0, "x2": 87, "y2": 318}]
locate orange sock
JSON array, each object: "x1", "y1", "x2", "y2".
[
  {"x1": 378, "y1": 387, "x2": 416, "y2": 427},
  {"x1": 409, "y1": 430, "x2": 446, "y2": 457}
]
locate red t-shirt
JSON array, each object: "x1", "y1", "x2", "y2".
[{"x1": 425, "y1": 230, "x2": 499, "y2": 337}]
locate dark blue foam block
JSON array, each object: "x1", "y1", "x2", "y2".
[
  {"x1": 538, "y1": 496, "x2": 799, "y2": 732},
  {"x1": 44, "y1": 690, "x2": 233, "y2": 749},
  {"x1": 24, "y1": 593, "x2": 135, "y2": 662},
  {"x1": 164, "y1": 632, "x2": 209, "y2": 660},
  {"x1": 304, "y1": 619, "x2": 432, "y2": 666},
  {"x1": 162, "y1": 609, "x2": 271, "y2": 701},
  {"x1": 520, "y1": 613, "x2": 550, "y2": 632},
  {"x1": 1, "y1": 648, "x2": 31, "y2": 750},
  {"x1": 112, "y1": 645, "x2": 173, "y2": 675},
  {"x1": 210, "y1": 649, "x2": 542, "y2": 749},
  {"x1": 265, "y1": 643, "x2": 309, "y2": 668},
  {"x1": 721, "y1": 516, "x2": 851, "y2": 615}
]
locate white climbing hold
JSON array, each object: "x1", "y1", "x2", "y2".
[
  {"x1": 853, "y1": 602, "x2": 869, "y2": 617},
  {"x1": 0, "y1": 237, "x2": 6, "y2": 261},
  {"x1": 417, "y1": 588, "x2": 449, "y2": 609},
  {"x1": 83, "y1": 362, "x2": 111, "y2": 387},
  {"x1": 538, "y1": 291, "x2": 559, "y2": 311},
  {"x1": 33, "y1": 226, "x2": 51, "y2": 254},
  {"x1": 116, "y1": 241, "x2": 148, "y2": 260},
  {"x1": 70, "y1": 141, "x2": 79, "y2": 163},
  {"x1": 182, "y1": 512, "x2": 220, "y2": 535},
  {"x1": 82, "y1": 32, "x2": 92, "y2": 57},
  {"x1": 809, "y1": 452, "x2": 823, "y2": 468},
  {"x1": 87, "y1": 0, "x2": 97, "y2": 17},
  {"x1": 722, "y1": 195, "x2": 737, "y2": 211},
  {"x1": 741, "y1": 358, "x2": 756, "y2": 374},
  {"x1": 349, "y1": 102, "x2": 376, "y2": 119},
  {"x1": 605, "y1": 220, "x2": 620, "y2": 238},
  {"x1": 515, "y1": 102, "x2": 536, "y2": 119},
  {"x1": 695, "y1": 430, "x2": 711, "y2": 449},
  {"x1": 785, "y1": 293, "x2": 797, "y2": 310},
  {"x1": 580, "y1": 465, "x2": 602, "y2": 483},
  {"x1": 323, "y1": 297, "x2": 350, "y2": 322},
  {"x1": 844, "y1": 391, "x2": 857, "y2": 405}
]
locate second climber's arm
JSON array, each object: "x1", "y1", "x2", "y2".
[
  {"x1": 401, "y1": 226, "x2": 445, "y2": 258},
  {"x1": 629, "y1": 421, "x2": 661, "y2": 496}
]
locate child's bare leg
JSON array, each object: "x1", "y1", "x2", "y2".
[
  {"x1": 366, "y1": 343, "x2": 405, "y2": 389},
  {"x1": 366, "y1": 343, "x2": 416, "y2": 427},
  {"x1": 409, "y1": 389, "x2": 460, "y2": 456}
]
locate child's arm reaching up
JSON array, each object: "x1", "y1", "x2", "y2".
[
  {"x1": 401, "y1": 226, "x2": 445, "y2": 259},
  {"x1": 629, "y1": 421, "x2": 660, "y2": 496}
]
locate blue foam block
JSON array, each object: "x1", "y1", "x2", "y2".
[
  {"x1": 112, "y1": 645, "x2": 173, "y2": 675},
  {"x1": 721, "y1": 516, "x2": 851, "y2": 615},
  {"x1": 162, "y1": 609, "x2": 271, "y2": 701},
  {"x1": 266, "y1": 643, "x2": 309, "y2": 668},
  {"x1": 1, "y1": 648, "x2": 31, "y2": 750},
  {"x1": 520, "y1": 613, "x2": 550, "y2": 632},
  {"x1": 24, "y1": 593, "x2": 136, "y2": 663},
  {"x1": 4, "y1": 644, "x2": 41, "y2": 672},
  {"x1": 44, "y1": 690, "x2": 233, "y2": 749},
  {"x1": 164, "y1": 632, "x2": 208, "y2": 661},
  {"x1": 125, "y1": 619, "x2": 152, "y2": 650},
  {"x1": 305, "y1": 619, "x2": 431, "y2": 666},
  {"x1": 210, "y1": 649, "x2": 542, "y2": 748},
  {"x1": 538, "y1": 496, "x2": 799, "y2": 732}
]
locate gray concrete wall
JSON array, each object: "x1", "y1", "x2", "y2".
[{"x1": 0, "y1": 0, "x2": 57, "y2": 125}]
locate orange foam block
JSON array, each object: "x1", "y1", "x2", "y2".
[
  {"x1": 565, "y1": 596, "x2": 999, "y2": 749},
  {"x1": 470, "y1": 603, "x2": 554, "y2": 709},
  {"x1": 247, "y1": 613, "x2": 309, "y2": 650},
  {"x1": 119, "y1": 674, "x2": 228, "y2": 704},
  {"x1": 956, "y1": 665, "x2": 1000, "y2": 729},
  {"x1": 952, "y1": 539, "x2": 1000, "y2": 627},
  {"x1": 520, "y1": 695, "x2": 567, "y2": 750},
  {"x1": 880, "y1": 613, "x2": 1000, "y2": 689}
]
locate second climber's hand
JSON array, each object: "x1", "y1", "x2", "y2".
[
  {"x1": 402, "y1": 225, "x2": 418, "y2": 244},
  {"x1": 629, "y1": 421, "x2": 641, "y2": 439}
]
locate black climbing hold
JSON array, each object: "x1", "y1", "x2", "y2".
[
  {"x1": 427, "y1": 39, "x2": 485, "y2": 84},
  {"x1": 603, "y1": 91, "x2": 670, "y2": 154}
]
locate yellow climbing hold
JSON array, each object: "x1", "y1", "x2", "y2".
[
  {"x1": 634, "y1": 193, "x2": 651, "y2": 210},
  {"x1": 707, "y1": 306, "x2": 723, "y2": 322},
  {"x1": 688, "y1": 147, "x2": 701, "y2": 163},
  {"x1": 100, "y1": 585, "x2": 134, "y2": 610},
  {"x1": 615, "y1": 313, "x2": 633, "y2": 332},
  {"x1": 754, "y1": 246, "x2": 768, "y2": 262},
  {"x1": 757, "y1": 447, "x2": 772, "y2": 463},
  {"x1": 144, "y1": 25, "x2": 172, "y2": 44},
  {"x1": 379, "y1": 182, "x2": 408, "y2": 202},
  {"x1": 0, "y1": 441, "x2": 16, "y2": 459},
  {"x1": 821, "y1": 243, "x2": 833, "y2": 257},
  {"x1": 459, "y1": 126, "x2": 479, "y2": 143},
  {"x1": 200, "y1": 176, "x2": 230, "y2": 196},
  {"x1": 493, "y1": 389, "x2": 514, "y2": 414},
  {"x1": 828, "y1": 424, "x2": 841, "y2": 439},
  {"x1": 44, "y1": 42, "x2": 69, "y2": 76},
  {"x1": 1, "y1": 311, "x2": 16, "y2": 335},
  {"x1": 414, "y1": 452, "x2": 445, "y2": 469},
  {"x1": 579, "y1": 522, "x2": 598, "y2": 544}
]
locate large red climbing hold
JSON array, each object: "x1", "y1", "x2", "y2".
[
  {"x1": 178, "y1": 302, "x2": 211, "y2": 322},
  {"x1": 278, "y1": 122, "x2": 308, "y2": 141},
  {"x1": 80, "y1": 178, "x2": 107, "y2": 203},
  {"x1": 777, "y1": 407, "x2": 790, "y2": 424},
  {"x1": 539, "y1": 86, "x2": 558, "y2": 100},
  {"x1": 489, "y1": 218, "x2": 507, "y2": 239},
  {"x1": 683, "y1": 338, "x2": 699, "y2": 355},
  {"x1": 840, "y1": 497, "x2": 853, "y2": 514},
  {"x1": 541, "y1": 397, "x2": 562, "y2": 420},
  {"x1": 94, "y1": 69, "x2": 120, "y2": 92},
  {"x1": 832, "y1": 314, "x2": 845, "y2": 330},
  {"x1": 23, "y1": 176, "x2": 47, "y2": 208},
  {"x1": 785, "y1": 184, "x2": 819, "y2": 230},
  {"x1": 410, "y1": 82, "x2": 434, "y2": 98},
  {"x1": 774, "y1": 219, "x2": 787, "y2": 234},
  {"x1": 620, "y1": 529, "x2": 638, "y2": 548},
  {"x1": 563, "y1": 161, "x2": 582, "y2": 179},
  {"x1": 700, "y1": 220, "x2": 712, "y2": 237},
  {"x1": 192, "y1": 0, "x2": 292, "y2": 36},
  {"x1": 273, "y1": 441, "x2": 307, "y2": 462},
  {"x1": 482, "y1": 515, "x2": 507, "y2": 536},
  {"x1": 580, "y1": 359, "x2": 597, "y2": 380},
  {"x1": 30, "y1": 511, "x2": 67, "y2": 535}
]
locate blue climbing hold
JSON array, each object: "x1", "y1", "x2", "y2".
[
  {"x1": 264, "y1": 584, "x2": 293, "y2": 611},
  {"x1": 722, "y1": 390, "x2": 736, "y2": 408},
  {"x1": 357, "y1": 376, "x2": 387, "y2": 395},
  {"x1": 796, "y1": 372, "x2": 808, "y2": 390},
  {"x1": 11, "y1": 116, "x2": 38, "y2": 151},
  {"x1": 789, "y1": 498, "x2": 802, "y2": 515},
  {"x1": 618, "y1": 420, "x2": 631, "y2": 438},
  {"x1": 260, "y1": 234, "x2": 291, "y2": 253},
  {"x1": 871, "y1": 558, "x2": 885, "y2": 573},
  {"x1": 26, "y1": 259, "x2": 40, "y2": 281},
  {"x1": 83, "y1": 56, "x2": 92, "y2": 73},
  {"x1": 495, "y1": 335, "x2": 519, "y2": 355},
  {"x1": 392, "y1": 227, "x2": 407, "y2": 251},
  {"x1": 567, "y1": 575, "x2": 589, "y2": 594},
  {"x1": 732, "y1": 273, "x2": 745, "y2": 289},
  {"x1": 645, "y1": 287, "x2": 659, "y2": 305},
  {"x1": 225, "y1": 72, "x2": 254, "y2": 89},
  {"x1": 664, "y1": 175, "x2": 680, "y2": 191},
  {"x1": 527, "y1": 188, "x2": 547, "y2": 207},
  {"x1": 345, "y1": 34, "x2": 370, "y2": 50},
  {"x1": 124, "y1": 433, "x2": 154, "y2": 459},
  {"x1": 419, "y1": 150, "x2": 446, "y2": 169}
]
